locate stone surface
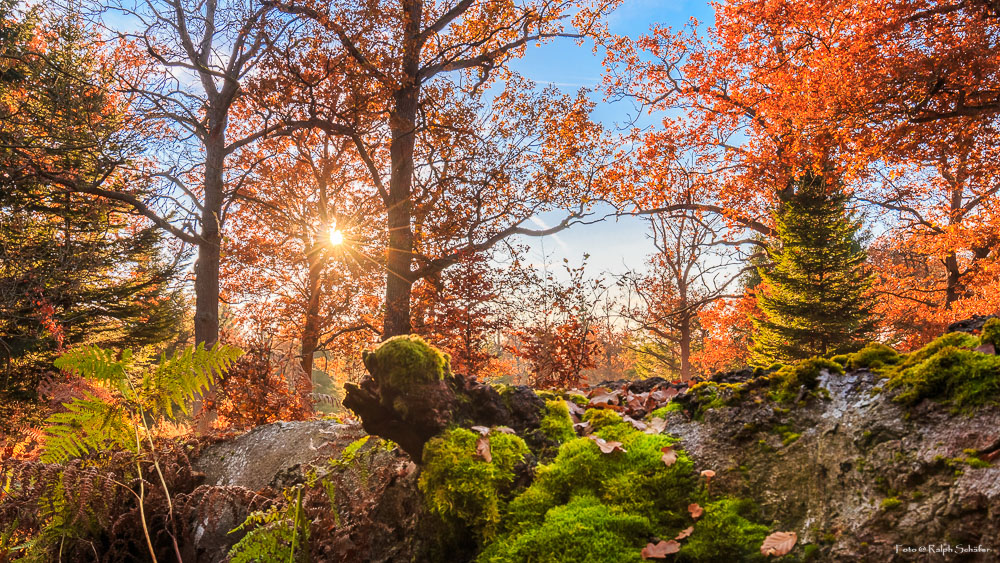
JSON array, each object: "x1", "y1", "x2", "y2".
[
  {"x1": 193, "y1": 419, "x2": 366, "y2": 490},
  {"x1": 668, "y1": 369, "x2": 1000, "y2": 562}
]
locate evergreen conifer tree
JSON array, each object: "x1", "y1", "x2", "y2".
[
  {"x1": 1, "y1": 5, "x2": 185, "y2": 396},
  {"x1": 751, "y1": 171, "x2": 875, "y2": 364}
]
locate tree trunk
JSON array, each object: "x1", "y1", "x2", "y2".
[
  {"x1": 194, "y1": 126, "x2": 226, "y2": 347},
  {"x1": 192, "y1": 121, "x2": 226, "y2": 432},
  {"x1": 300, "y1": 244, "x2": 324, "y2": 397},
  {"x1": 943, "y1": 251, "x2": 961, "y2": 309},
  {"x1": 679, "y1": 316, "x2": 691, "y2": 381},
  {"x1": 382, "y1": 10, "x2": 421, "y2": 338}
]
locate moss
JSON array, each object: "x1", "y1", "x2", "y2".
[
  {"x1": 582, "y1": 408, "x2": 626, "y2": 431},
  {"x1": 675, "y1": 499, "x2": 769, "y2": 562},
  {"x1": 567, "y1": 394, "x2": 589, "y2": 407},
  {"x1": 831, "y1": 354, "x2": 850, "y2": 366},
  {"x1": 328, "y1": 436, "x2": 371, "y2": 469},
  {"x1": 770, "y1": 357, "x2": 843, "y2": 403},
  {"x1": 880, "y1": 497, "x2": 902, "y2": 511},
  {"x1": 476, "y1": 494, "x2": 650, "y2": 563},
  {"x1": 649, "y1": 402, "x2": 684, "y2": 419},
  {"x1": 540, "y1": 400, "x2": 576, "y2": 444},
  {"x1": 685, "y1": 382, "x2": 731, "y2": 418},
  {"x1": 843, "y1": 343, "x2": 900, "y2": 371},
  {"x1": 419, "y1": 427, "x2": 529, "y2": 540},
  {"x1": 479, "y1": 422, "x2": 773, "y2": 562},
  {"x1": 757, "y1": 439, "x2": 774, "y2": 453},
  {"x1": 363, "y1": 334, "x2": 452, "y2": 390},
  {"x1": 980, "y1": 318, "x2": 1000, "y2": 347},
  {"x1": 781, "y1": 432, "x2": 801, "y2": 446},
  {"x1": 505, "y1": 426, "x2": 692, "y2": 530},
  {"x1": 943, "y1": 456, "x2": 991, "y2": 469},
  {"x1": 885, "y1": 345, "x2": 1000, "y2": 412},
  {"x1": 895, "y1": 332, "x2": 979, "y2": 372},
  {"x1": 802, "y1": 543, "x2": 821, "y2": 560}
]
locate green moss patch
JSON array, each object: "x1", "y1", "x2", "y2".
[
  {"x1": 885, "y1": 344, "x2": 1000, "y2": 413},
  {"x1": 419, "y1": 427, "x2": 529, "y2": 540},
  {"x1": 676, "y1": 499, "x2": 769, "y2": 562},
  {"x1": 477, "y1": 494, "x2": 652, "y2": 562},
  {"x1": 649, "y1": 402, "x2": 684, "y2": 419},
  {"x1": 980, "y1": 318, "x2": 1000, "y2": 347},
  {"x1": 842, "y1": 343, "x2": 900, "y2": 371},
  {"x1": 540, "y1": 400, "x2": 576, "y2": 444},
  {"x1": 770, "y1": 357, "x2": 843, "y2": 403},
  {"x1": 477, "y1": 420, "x2": 774, "y2": 562},
  {"x1": 363, "y1": 334, "x2": 452, "y2": 390}
]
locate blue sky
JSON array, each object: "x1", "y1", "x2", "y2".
[{"x1": 507, "y1": 0, "x2": 715, "y2": 277}]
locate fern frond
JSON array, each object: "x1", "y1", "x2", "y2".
[
  {"x1": 41, "y1": 395, "x2": 134, "y2": 464},
  {"x1": 143, "y1": 342, "x2": 244, "y2": 418},
  {"x1": 53, "y1": 347, "x2": 133, "y2": 388}
]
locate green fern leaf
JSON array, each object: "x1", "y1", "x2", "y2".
[
  {"x1": 142, "y1": 342, "x2": 244, "y2": 418},
  {"x1": 53, "y1": 347, "x2": 132, "y2": 387},
  {"x1": 41, "y1": 395, "x2": 133, "y2": 464}
]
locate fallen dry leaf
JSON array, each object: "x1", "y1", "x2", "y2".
[
  {"x1": 661, "y1": 446, "x2": 678, "y2": 466},
  {"x1": 675, "y1": 526, "x2": 694, "y2": 540},
  {"x1": 760, "y1": 531, "x2": 797, "y2": 557},
  {"x1": 624, "y1": 415, "x2": 648, "y2": 431},
  {"x1": 470, "y1": 425, "x2": 490, "y2": 436},
  {"x1": 565, "y1": 400, "x2": 586, "y2": 419},
  {"x1": 688, "y1": 503, "x2": 703, "y2": 519},
  {"x1": 645, "y1": 418, "x2": 668, "y2": 434},
  {"x1": 574, "y1": 421, "x2": 593, "y2": 435},
  {"x1": 589, "y1": 392, "x2": 624, "y2": 410},
  {"x1": 587, "y1": 387, "x2": 614, "y2": 398},
  {"x1": 494, "y1": 426, "x2": 516, "y2": 434},
  {"x1": 589, "y1": 435, "x2": 627, "y2": 454},
  {"x1": 641, "y1": 540, "x2": 680, "y2": 559},
  {"x1": 476, "y1": 436, "x2": 492, "y2": 462},
  {"x1": 975, "y1": 342, "x2": 996, "y2": 355}
]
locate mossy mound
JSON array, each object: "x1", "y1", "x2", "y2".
[
  {"x1": 477, "y1": 494, "x2": 653, "y2": 562},
  {"x1": 893, "y1": 332, "x2": 978, "y2": 373},
  {"x1": 981, "y1": 318, "x2": 1000, "y2": 348},
  {"x1": 835, "y1": 343, "x2": 900, "y2": 371},
  {"x1": 886, "y1": 344, "x2": 1000, "y2": 413},
  {"x1": 677, "y1": 499, "x2": 769, "y2": 562},
  {"x1": 476, "y1": 416, "x2": 774, "y2": 561},
  {"x1": 362, "y1": 334, "x2": 452, "y2": 390},
  {"x1": 582, "y1": 407, "x2": 626, "y2": 431},
  {"x1": 419, "y1": 427, "x2": 530, "y2": 540},
  {"x1": 539, "y1": 400, "x2": 575, "y2": 444},
  {"x1": 770, "y1": 357, "x2": 843, "y2": 403}
]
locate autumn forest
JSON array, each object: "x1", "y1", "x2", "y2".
[{"x1": 2, "y1": 0, "x2": 999, "y2": 561}]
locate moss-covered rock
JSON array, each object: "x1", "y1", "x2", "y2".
[
  {"x1": 885, "y1": 345, "x2": 1000, "y2": 412},
  {"x1": 893, "y1": 331, "x2": 979, "y2": 373},
  {"x1": 676, "y1": 499, "x2": 769, "y2": 562},
  {"x1": 363, "y1": 334, "x2": 452, "y2": 390},
  {"x1": 842, "y1": 343, "x2": 900, "y2": 371},
  {"x1": 582, "y1": 407, "x2": 624, "y2": 431},
  {"x1": 770, "y1": 357, "x2": 843, "y2": 403},
  {"x1": 539, "y1": 400, "x2": 575, "y2": 444},
  {"x1": 419, "y1": 427, "x2": 529, "y2": 540},
  {"x1": 477, "y1": 494, "x2": 652, "y2": 562},
  {"x1": 981, "y1": 318, "x2": 1000, "y2": 348}
]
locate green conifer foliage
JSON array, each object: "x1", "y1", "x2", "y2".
[
  {"x1": 0, "y1": 5, "x2": 185, "y2": 395},
  {"x1": 751, "y1": 172, "x2": 875, "y2": 364}
]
